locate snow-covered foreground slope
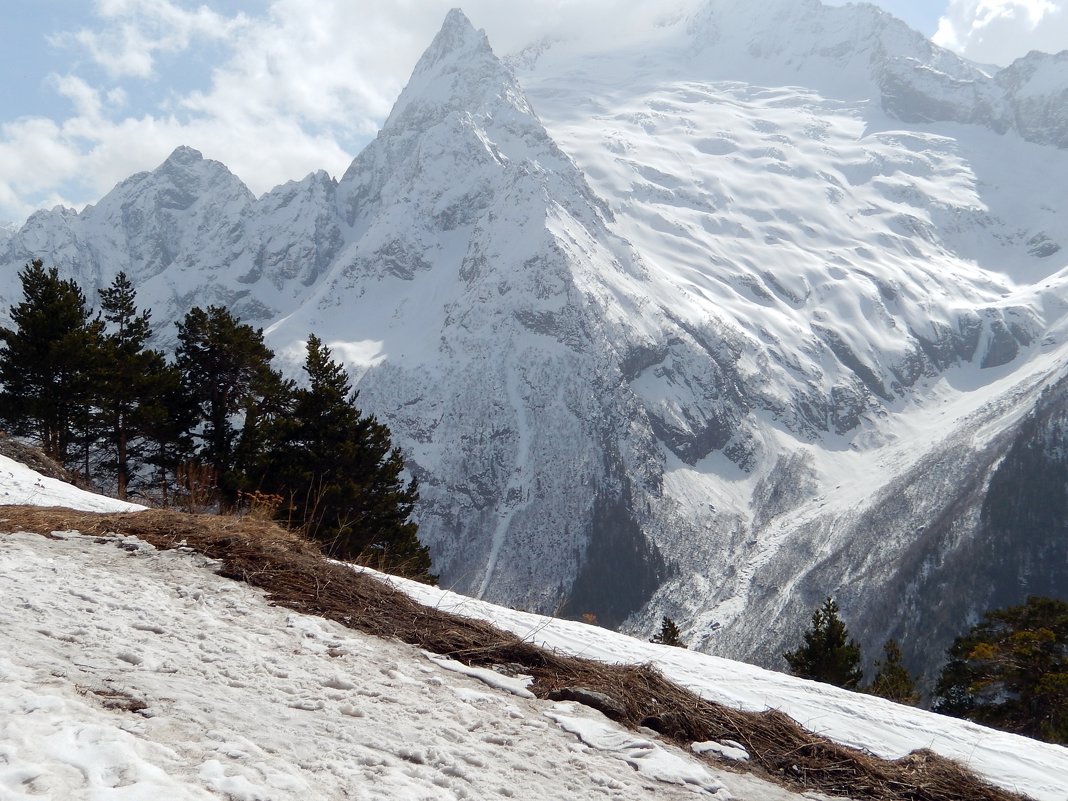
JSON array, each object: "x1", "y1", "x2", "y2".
[
  {"x1": 4, "y1": 529, "x2": 765, "y2": 800},
  {"x1": 0, "y1": 445, "x2": 1061, "y2": 801}
]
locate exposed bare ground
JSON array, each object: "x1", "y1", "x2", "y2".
[{"x1": 0, "y1": 506, "x2": 1033, "y2": 801}]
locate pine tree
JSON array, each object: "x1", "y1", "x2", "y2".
[
  {"x1": 253, "y1": 334, "x2": 433, "y2": 581},
  {"x1": 0, "y1": 261, "x2": 103, "y2": 467},
  {"x1": 784, "y1": 597, "x2": 863, "y2": 689},
  {"x1": 651, "y1": 616, "x2": 687, "y2": 648},
  {"x1": 934, "y1": 596, "x2": 1068, "y2": 743},
  {"x1": 96, "y1": 272, "x2": 169, "y2": 498},
  {"x1": 175, "y1": 306, "x2": 283, "y2": 506},
  {"x1": 867, "y1": 639, "x2": 918, "y2": 704},
  {"x1": 138, "y1": 358, "x2": 196, "y2": 505}
]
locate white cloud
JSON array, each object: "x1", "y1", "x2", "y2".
[
  {"x1": 933, "y1": 0, "x2": 1068, "y2": 65},
  {"x1": 0, "y1": 117, "x2": 85, "y2": 220},
  {"x1": 57, "y1": 0, "x2": 250, "y2": 79}
]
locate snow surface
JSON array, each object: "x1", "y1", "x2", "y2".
[
  {"x1": 2, "y1": 529, "x2": 759, "y2": 800},
  {"x1": 0, "y1": 454, "x2": 827, "y2": 801},
  {"x1": 0, "y1": 454, "x2": 143, "y2": 513}
]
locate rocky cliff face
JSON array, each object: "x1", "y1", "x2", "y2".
[
  {"x1": 0, "y1": 147, "x2": 341, "y2": 339},
  {"x1": 3, "y1": 2, "x2": 1068, "y2": 678},
  {"x1": 271, "y1": 9, "x2": 672, "y2": 620},
  {"x1": 998, "y1": 50, "x2": 1068, "y2": 150}
]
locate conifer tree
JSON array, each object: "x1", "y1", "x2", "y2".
[
  {"x1": 0, "y1": 261, "x2": 103, "y2": 467},
  {"x1": 253, "y1": 334, "x2": 433, "y2": 581},
  {"x1": 867, "y1": 639, "x2": 918, "y2": 704},
  {"x1": 96, "y1": 272, "x2": 169, "y2": 498},
  {"x1": 934, "y1": 596, "x2": 1068, "y2": 743},
  {"x1": 138, "y1": 357, "x2": 196, "y2": 505},
  {"x1": 175, "y1": 306, "x2": 283, "y2": 505},
  {"x1": 784, "y1": 597, "x2": 863, "y2": 689},
  {"x1": 651, "y1": 616, "x2": 687, "y2": 648}
]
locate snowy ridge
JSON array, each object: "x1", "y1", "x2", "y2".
[
  {"x1": 0, "y1": 147, "x2": 350, "y2": 342},
  {"x1": 2, "y1": 2, "x2": 1068, "y2": 678},
  {"x1": 679, "y1": 0, "x2": 1067, "y2": 148},
  {"x1": 997, "y1": 50, "x2": 1068, "y2": 149}
]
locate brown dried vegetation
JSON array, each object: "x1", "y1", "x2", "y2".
[{"x1": 1, "y1": 505, "x2": 1033, "y2": 801}]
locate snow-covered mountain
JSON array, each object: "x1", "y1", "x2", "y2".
[{"x1": 3, "y1": 1, "x2": 1068, "y2": 681}]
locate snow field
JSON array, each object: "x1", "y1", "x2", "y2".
[
  {"x1": 0, "y1": 453, "x2": 143, "y2": 513},
  {"x1": 1, "y1": 527, "x2": 843, "y2": 801}
]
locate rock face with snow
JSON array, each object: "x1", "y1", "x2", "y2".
[
  {"x1": 3, "y1": 2, "x2": 1068, "y2": 678},
  {"x1": 685, "y1": 0, "x2": 1068, "y2": 148},
  {"x1": 282, "y1": 9, "x2": 668, "y2": 619},
  {"x1": 1, "y1": 147, "x2": 343, "y2": 339},
  {"x1": 998, "y1": 50, "x2": 1068, "y2": 149}
]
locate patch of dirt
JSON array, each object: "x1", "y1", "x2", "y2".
[{"x1": 81, "y1": 684, "x2": 149, "y2": 714}]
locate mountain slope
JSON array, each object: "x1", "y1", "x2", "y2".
[
  {"x1": 513, "y1": 0, "x2": 1068, "y2": 675},
  {"x1": 263, "y1": 9, "x2": 675, "y2": 620},
  {"x1": 2, "y1": 2, "x2": 1068, "y2": 680}
]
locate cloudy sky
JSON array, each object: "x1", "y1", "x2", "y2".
[{"x1": 1, "y1": 0, "x2": 1065, "y2": 225}]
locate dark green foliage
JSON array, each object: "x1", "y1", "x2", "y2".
[
  {"x1": 559, "y1": 489, "x2": 665, "y2": 629},
  {"x1": 651, "y1": 616, "x2": 686, "y2": 648},
  {"x1": 784, "y1": 597, "x2": 863, "y2": 689},
  {"x1": 867, "y1": 639, "x2": 918, "y2": 704},
  {"x1": 137, "y1": 359, "x2": 196, "y2": 504},
  {"x1": 0, "y1": 260, "x2": 104, "y2": 467},
  {"x1": 96, "y1": 272, "x2": 176, "y2": 499},
  {"x1": 175, "y1": 306, "x2": 284, "y2": 505},
  {"x1": 252, "y1": 335, "x2": 433, "y2": 581},
  {"x1": 933, "y1": 596, "x2": 1068, "y2": 743},
  {"x1": 976, "y1": 405, "x2": 1068, "y2": 605}
]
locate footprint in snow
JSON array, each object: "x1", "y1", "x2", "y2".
[
  {"x1": 288, "y1": 699, "x2": 324, "y2": 711},
  {"x1": 131, "y1": 622, "x2": 166, "y2": 635},
  {"x1": 116, "y1": 651, "x2": 143, "y2": 666},
  {"x1": 322, "y1": 676, "x2": 355, "y2": 691}
]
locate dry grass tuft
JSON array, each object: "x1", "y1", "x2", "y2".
[{"x1": 1, "y1": 505, "x2": 1033, "y2": 801}]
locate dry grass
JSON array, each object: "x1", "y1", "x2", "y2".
[{"x1": 1, "y1": 505, "x2": 1033, "y2": 801}]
